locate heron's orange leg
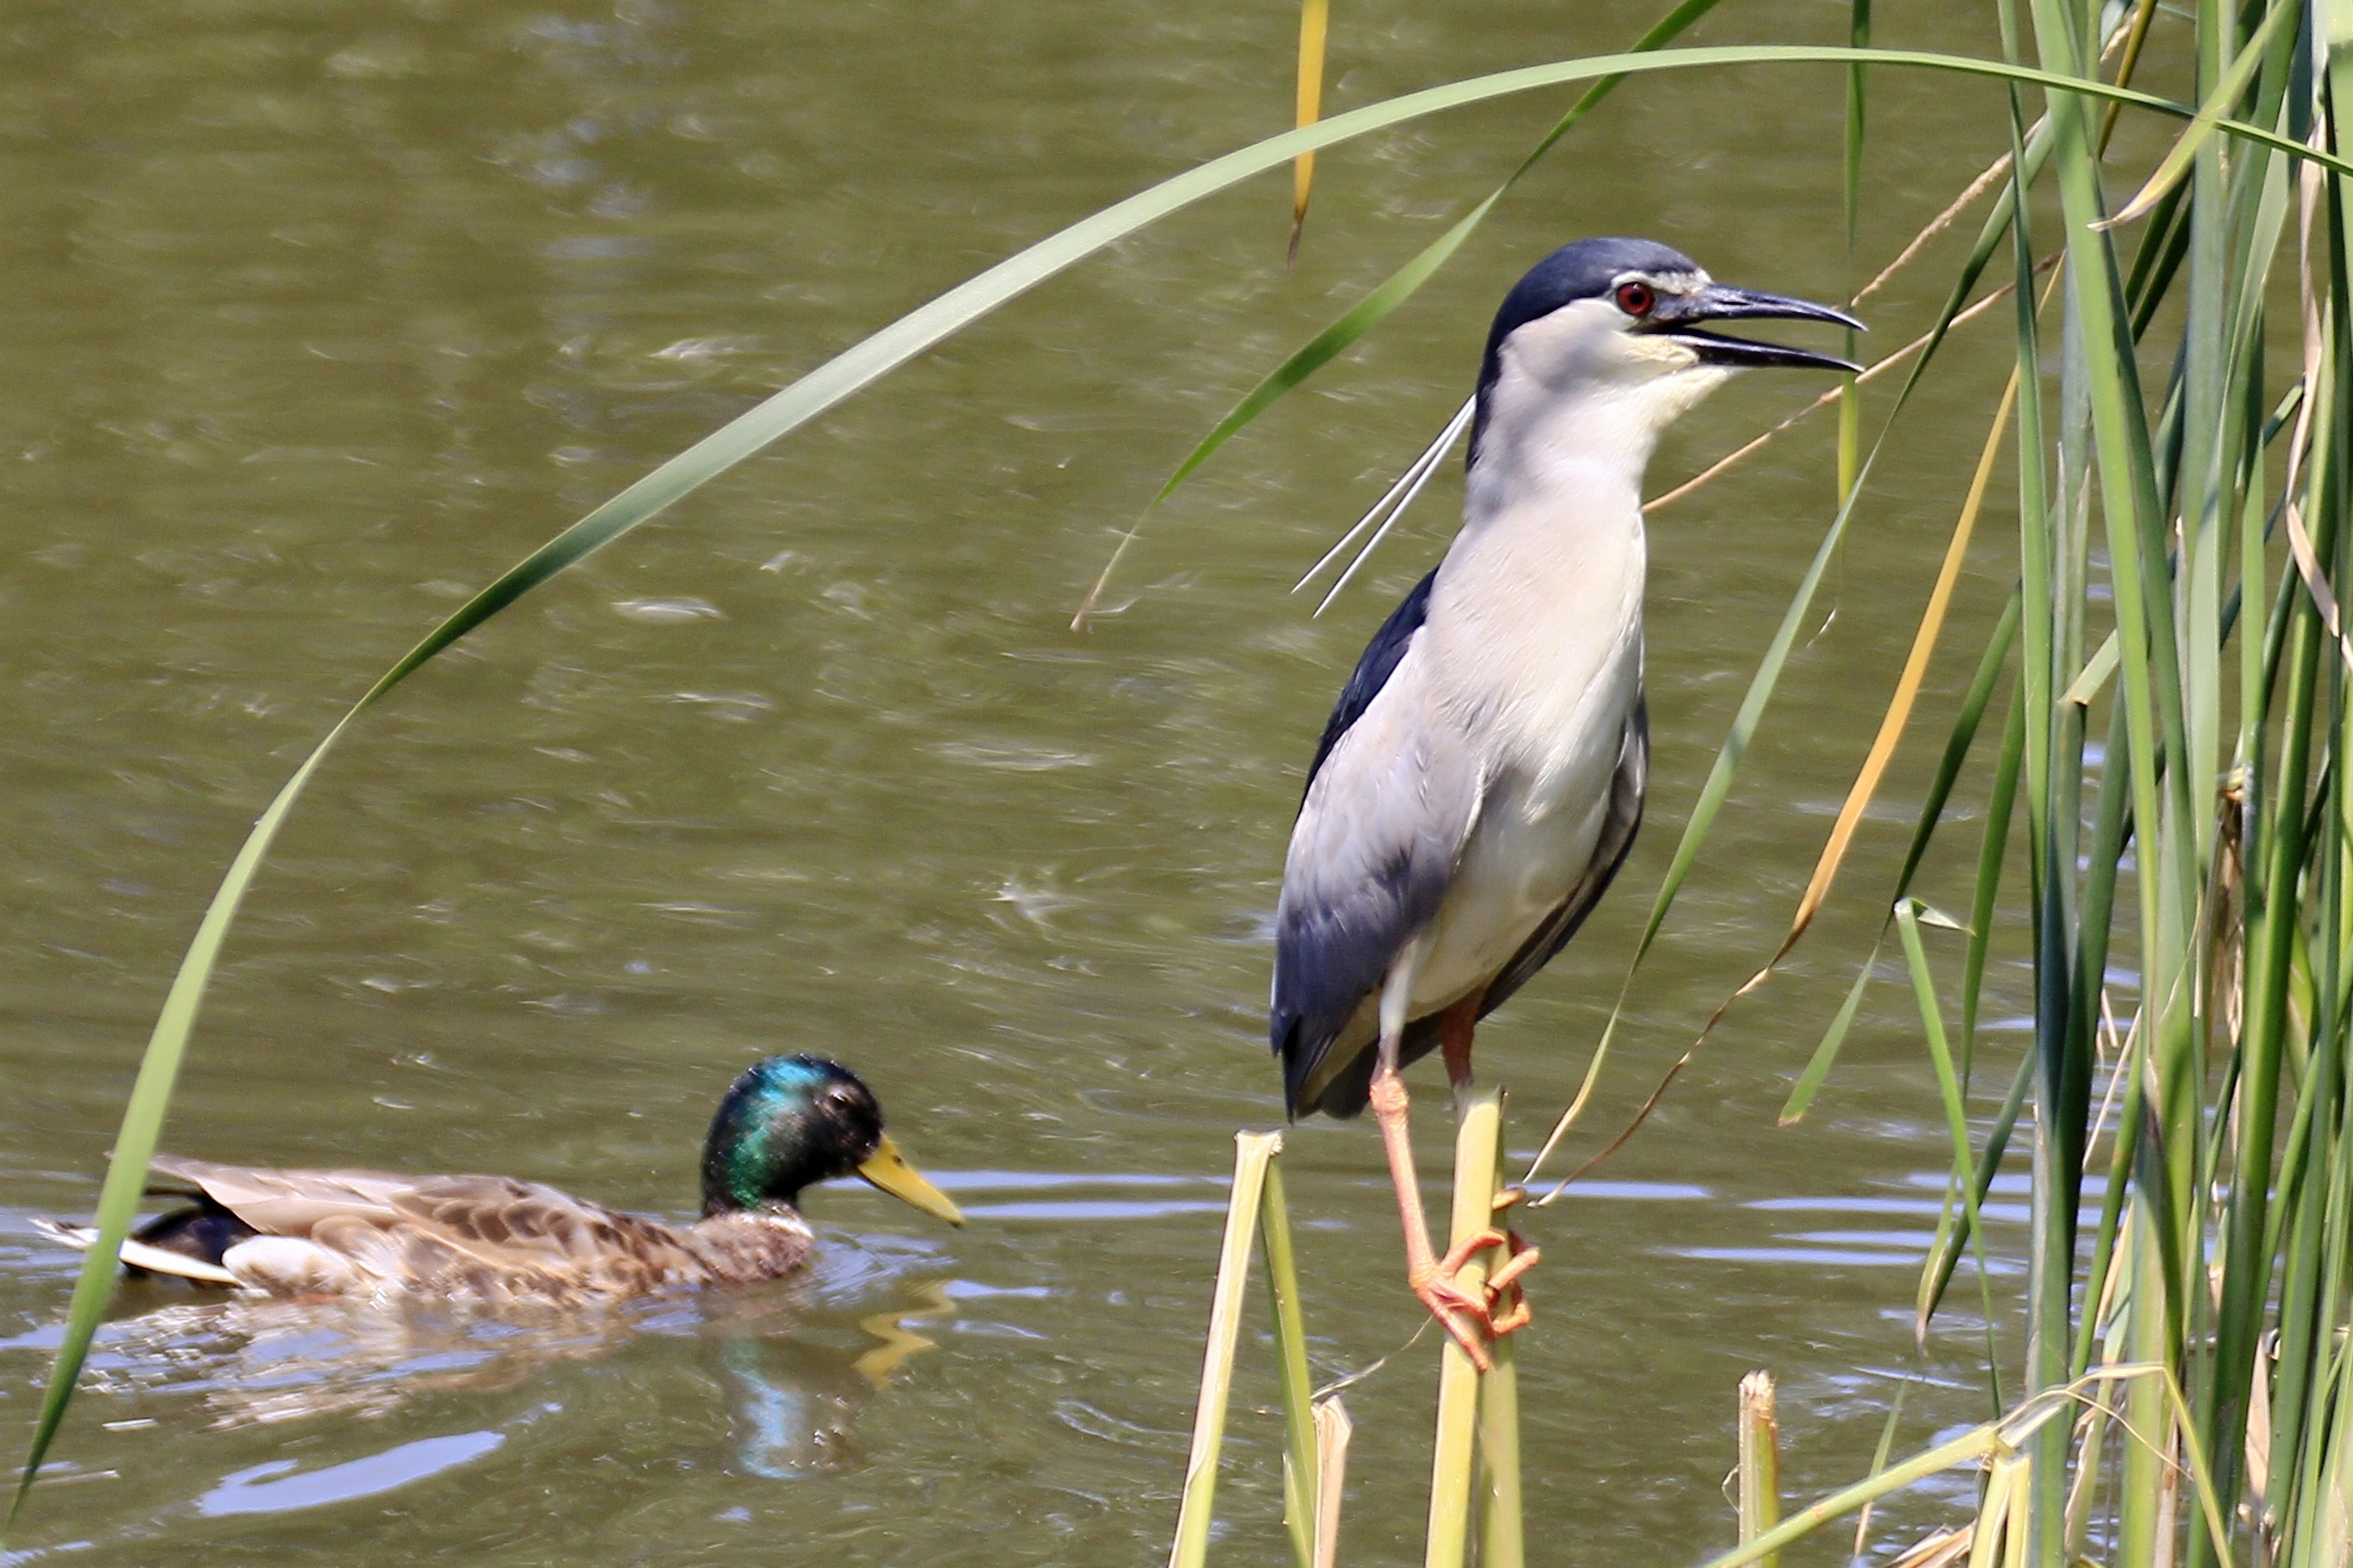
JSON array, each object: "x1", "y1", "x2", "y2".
[
  {"x1": 1439, "y1": 992, "x2": 1481, "y2": 1092},
  {"x1": 1429, "y1": 997, "x2": 1543, "y2": 1342},
  {"x1": 1368, "y1": 1066, "x2": 1495, "y2": 1370}
]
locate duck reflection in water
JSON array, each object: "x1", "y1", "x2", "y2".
[
  {"x1": 724, "y1": 1281, "x2": 954, "y2": 1479},
  {"x1": 45, "y1": 1263, "x2": 956, "y2": 1476}
]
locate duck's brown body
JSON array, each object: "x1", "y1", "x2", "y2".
[
  {"x1": 127, "y1": 1154, "x2": 817, "y2": 1304},
  {"x1": 38, "y1": 1055, "x2": 962, "y2": 1306}
]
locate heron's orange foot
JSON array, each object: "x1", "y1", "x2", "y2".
[
  {"x1": 1439, "y1": 1228, "x2": 1540, "y2": 1338},
  {"x1": 1412, "y1": 1224, "x2": 1544, "y2": 1367},
  {"x1": 1407, "y1": 1264, "x2": 1496, "y2": 1372}
]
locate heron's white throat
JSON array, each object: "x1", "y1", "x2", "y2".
[{"x1": 1466, "y1": 296, "x2": 1732, "y2": 520}]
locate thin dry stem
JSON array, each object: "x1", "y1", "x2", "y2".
[{"x1": 1853, "y1": 150, "x2": 2017, "y2": 307}]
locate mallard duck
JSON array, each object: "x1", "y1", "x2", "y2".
[{"x1": 36, "y1": 1054, "x2": 964, "y2": 1303}]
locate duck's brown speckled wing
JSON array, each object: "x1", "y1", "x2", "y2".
[
  {"x1": 149, "y1": 1155, "x2": 713, "y2": 1300},
  {"x1": 384, "y1": 1175, "x2": 707, "y2": 1296},
  {"x1": 149, "y1": 1154, "x2": 411, "y2": 1234}
]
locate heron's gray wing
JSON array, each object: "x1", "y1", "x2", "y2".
[
  {"x1": 1300, "y1": 569, "x2": 1434, "y2": 796},
  {"x1": 1476, "y1": 694, "x2": 1648, "y2": 1020},
  {"x1": 1272, "y1": 642, "x2": 1478, "y2": 1120},
  {"x1": 1312, "y1": 701, "x2": 1647, "y2": 1118}
]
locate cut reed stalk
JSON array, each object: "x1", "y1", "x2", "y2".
[
  {"x1": 1163, "y1": 1101, "x2": 1527, "y2": 1568},
  {"x1": 1474, "y1": 1348, "x2": 1523, "y2": 1568},
  {"x1": 1312, "y1": 1398, "x2": 1351, "y2": 1568},
  {"x1": 1260, "y1": 1154, "x2": 1321, "y2": 1568},
  {"x1": 1736, "y1": 1371, "x2": 1780, "y2": 1568},
  {"x1": 1168, "y1": 1132, "x2": 1280, "y2": 1568},
  {"x1": 1424, "y1": 1090, "x2": 1509, "y2": 1568},
  {"x1": 1473, "y1": 1142, "x2": 1523, "y2": 1568}
]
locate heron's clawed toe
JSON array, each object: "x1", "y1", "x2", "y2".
[
  {"x1": 1433, "y1": 1227, "x2": 1510, "y2": 1279},
  {"x1": 1484, "y1": 1231, "x2": 1539, "y2": 1337},
  {"x1": 1485, "y1": 1234, "x2": 1539, "y2": 1298},
  {"x1": 1408, "y1": 1226, "x2": 1543, "y2": 1369},
  {"x1": 1408, "y1": 1265, "x2": 1497, "y2": 1372}
]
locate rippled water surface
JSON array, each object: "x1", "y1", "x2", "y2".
[{"x1": 0, "y1": 2, "x2": 2182, "y2": 1563}]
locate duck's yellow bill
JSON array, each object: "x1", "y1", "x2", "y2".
[{"x1": 857, "y1": 1136, "x2": 966, "y2": 1226}]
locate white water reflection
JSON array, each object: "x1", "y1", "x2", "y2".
[{"x1": 198, "y1": 1430, "x2": 505, "y2": 1516}]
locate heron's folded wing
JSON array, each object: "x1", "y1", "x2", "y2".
[
  {"x1": 1299, "y1": 569, "x2": 1434, "y2": 798},
  {"x1": 1273, "y1": 652, "x2": 1479, "y2": 1117}
]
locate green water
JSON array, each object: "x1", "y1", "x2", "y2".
[{"x1": 0, "y1": 1, "x2": 2172, "y2": 1562}]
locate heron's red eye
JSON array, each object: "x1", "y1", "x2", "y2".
[{"x1": 1613, "y1": 281, "x2": 1654, "y2": 317}]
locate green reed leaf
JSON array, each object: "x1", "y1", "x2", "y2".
[
  {"x1": 1259, "y1": 1157, "x2": 1319, "y2": 1568},
  {"x1": 1896, "y1": 901, "x2": 2004, "y2": 1373},
  {"x1": 1780, "y1": 954, "x2": 1877, "y2": 1127},
  {"x1": 2106, "y1": 0, "x2": 2296, "y2": 225}
]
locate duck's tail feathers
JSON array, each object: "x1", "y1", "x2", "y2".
[{"x1": 29, "y1": 1217, "x2": 240, "y2": 1285}]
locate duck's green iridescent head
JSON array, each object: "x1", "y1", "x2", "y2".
[{"x1": 700, "y1": 1054, "x2": 963, "y2": 1226}]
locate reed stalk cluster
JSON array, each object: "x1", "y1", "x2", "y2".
[{"x1": 1165, "y1": 1097, "x2": 1524, "y2": 1568}]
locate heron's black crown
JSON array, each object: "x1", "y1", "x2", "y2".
[
  {"x1": 1479, "y1": 237, "x2": 1699, "y2": 373},
  {"x1": 1466, "y1": 237, "x2": 1701, "y2": 468}
]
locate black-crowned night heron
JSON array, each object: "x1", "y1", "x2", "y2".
[{"x1": 1271, "y1": 237, "x2": 1859, "y2": 1367}]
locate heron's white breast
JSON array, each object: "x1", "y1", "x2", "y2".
[
  {"x1": 1373, "y1": 324, "x2": 1720, "y2": 1014},
  {"x1": 1407, "y1": 475, "x2": 1647, "y2": 1010}
]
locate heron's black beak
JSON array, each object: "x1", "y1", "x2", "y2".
[{"x1": 1642, "y1": 282, "x2": 1862, "y2": 372}]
